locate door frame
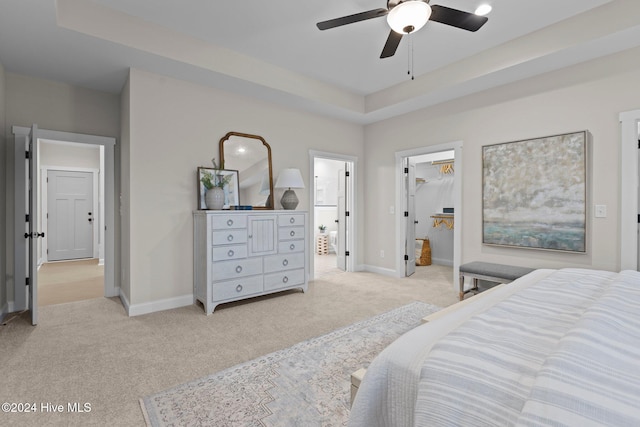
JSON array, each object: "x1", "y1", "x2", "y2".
[
  {"x1": 395, "y1": 141, "x2": 463, "y2": 288},
  {"x1": 13, "y1": 126, "x2": 117, "y2": 299},
  {"x1": 308, "y1": 150, "x2": 358, "y2": 279},
  {"x1": 41, "y1": 167, "x2": 99, "y2": 264},
  {"x1": 620, "y1": 108, "x2": 640, "y2": 270}
]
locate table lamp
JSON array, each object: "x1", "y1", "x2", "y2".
[{"x1": 275, "y1": 168, "x2": 305, "y2": 210}]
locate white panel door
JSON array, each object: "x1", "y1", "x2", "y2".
[
  {"x1": 48, "y1": 170, "x2": 94, "y2": 261},
  {"x1": 337, "y1": 166, "x2": 347, "y2": 271},
  {"x1": 405, "y1": 158, "x2": 416, "y2": 276}
]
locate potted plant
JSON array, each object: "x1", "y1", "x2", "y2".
[
  {"x1": 201, "y1": 159, "x2": 232, "y2": 210},
  {"x1": 318, "y1": 224, "x2": 327, "y2": 234}
]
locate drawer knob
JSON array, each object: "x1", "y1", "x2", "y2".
[
  {"x1": 236, "y1": 284, "x2": 243, "y2": 292},
  {"x1": 283, "y1": 276, "x2": 289, "y2": 283},
  {"x1": 282, "y1": 259, "x2": 288, "y2": 266},
  {"x1": 235, "y1": 265, "x2": 243, "y2": 274},
  {"x1": 289, "y1": 217, "x2": 295, "y2": 224},
  {"x1": 227, "y1": 219, "x2": 234, "y2": 226},
  {"x1": 228, "y1": 249, "x2": 235, "y2": 257},
  {"x1": 289, "y1": 244, "x2": 295, "y2": 250},
  {"x1": 227, "y1": 234, "x2": 234, "y2": 242},
  {"x1": 290, "y1": 230, "x2": 295, "y2": 237}
]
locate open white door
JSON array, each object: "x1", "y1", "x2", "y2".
[
  {"x1": 14, "y1": 124, "x2": 42, "y2": 325},
  {"x1": 336, "y1": 165, "x2": 347, "y2": 271},
  {"x1": 405, "y1": 158, "x2": 416, "y2": 276}
]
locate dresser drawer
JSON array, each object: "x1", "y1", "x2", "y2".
[
  {"x1": 278, "y1": 240, "x2": 304, "y2": 254},
  {"x1": 278, "y1": 226, "x2": 304, "y2": 241},
  {"x1": 264, "y1": 268, "x2": 305, "y2": 292},
  {"x1": 279, "y1": 214, "x2": 305, "y2": 227},
  {"x1": 212, "y1": 275, "x2": 263, "y2": 302},
  {"x1": 212, "y1": 257, "x2": 263, "y2": 281},
  {"x1": 211, "y1": 214, "x2": 247, "y2": 229},
  {"x1": 211, "y1": 244, "x2": 247, "y2": 261},
  {"x1": 212, "y1": 229, "x2": 248, "y2": 246},
  {"x1": 264, "y1": 252, "x2": 304, "y2": 273}
]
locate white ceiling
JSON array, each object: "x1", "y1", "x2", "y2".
[{"x1": 1, "y1": 0, "x2": 639, "y2": 124}]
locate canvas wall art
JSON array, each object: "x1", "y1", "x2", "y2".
[{"x1": 482, "y1": 131, "x2": 587, "y2": 252}]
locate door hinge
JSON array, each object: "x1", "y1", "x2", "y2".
[
  {"x1": 25, "y1": 151, "x2": 30, "y2": 159},
  {"x1": 404, "y1": 167, "x2": 409, "y2": 174},
  {"x1": 404, "y1": 211, "x2": 409, "y2": 217},
  {"x1": 26, "y1": 277, "x2": 30, "y2": 286},
  {"x1": 345, "y1": 211, "x2": 350, "y2": 217},
  {"x1": 345, "y1": 171, "x2": 350, "y2": 177},
  {"x1": 404, "y1": 254, "x2": 409, "y2": 261},
  {"x1": 25, "y1": 214, "x2": 29, "y2": 222},
  {"x1": 345, "y1": 251, "x2": 350, "y2": 256},
  {"x1": 638, "y1": 214, "x2": 640, "y2": 224}
]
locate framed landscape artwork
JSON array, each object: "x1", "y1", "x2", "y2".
[{"x1": 482, "y1": 131, "x2": 587, "y2": 253}]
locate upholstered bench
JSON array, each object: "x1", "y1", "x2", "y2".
[{"x1": 459, "y1": 261, "x2": 535, "y2": 301}]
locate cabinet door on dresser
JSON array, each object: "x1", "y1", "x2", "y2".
[{"x1": 247, "y1": 215, "x2": 278, "y2": 257}]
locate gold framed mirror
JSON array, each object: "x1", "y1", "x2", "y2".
[{"x1": 219, "y1": 132, "x2": 273, "y2": 209}]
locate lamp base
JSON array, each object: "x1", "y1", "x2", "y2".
[{"x1": 280, "y1": 189, "x2": 299, "y2": 210}]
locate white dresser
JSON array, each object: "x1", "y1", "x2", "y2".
[{"x1": 193, "y1": 210, "x2": 308, "y2": 314}]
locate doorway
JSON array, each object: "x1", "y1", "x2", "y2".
[
  {"x1": 309, "y1": 151, "x2": 357, "y2": 279},
  {"x1": 620, "y1": 109, "x2": 640, "y2": 270},
  {"x1": 396, "y1": 141, "x2": 462, "y2": 288},
  {"x1": 38, "y1": 139, "x2": 105, "y2": 306},
  {"x1": 12, "y1": 126, "x2": 116, "y2": 324}
]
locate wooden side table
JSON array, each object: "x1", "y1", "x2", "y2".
[{"x1": 316, "y1": 234, "x2": 329, "y2": 255}]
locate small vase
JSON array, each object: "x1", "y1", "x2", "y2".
[{"x1": 205, "y1": 187, "x2": 225, "y2": 210}]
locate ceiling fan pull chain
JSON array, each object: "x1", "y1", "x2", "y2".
[{"x1": 407, "y1": 33, "x2": 414, "y2": 81}]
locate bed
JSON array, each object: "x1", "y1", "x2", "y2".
[{"x1": 348, "y1": 268, "x2": 640, "y2": 427}]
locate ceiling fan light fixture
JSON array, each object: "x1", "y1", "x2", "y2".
[
  {"x1": 475, "y1": 4, "x2": 492, "y2": 16},
  {"x1": 387, "y1": 0, "x2": 432, "y2": 34}
]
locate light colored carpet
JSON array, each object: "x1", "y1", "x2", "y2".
[
  {"x1": 141, "y1": 301, "x2": 440, "y2": 426},
  {"x1": 38, "y1": 258, "x2": 104, "y2": 306},
  {"x1": 0, "y1": 265, "x2": 457, "y2": 426}
]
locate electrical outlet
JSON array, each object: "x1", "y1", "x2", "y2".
[
  {"x1": 595, "y1": 204, "x2": 607, "y2": 218},
  {"x1": 380, "y1": 250, "x2": 385, "y2": 258}
]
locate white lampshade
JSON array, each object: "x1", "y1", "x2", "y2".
[
  {"x1": 387, "y1": 1, "x2": 432, "y2": 34},
  {"x1": 275, "y1": 168, "x2": 305, "y2": 189}
]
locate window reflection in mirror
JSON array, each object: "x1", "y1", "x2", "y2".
[{"x1": 219, "y1": 132, "x2": 273, "y2": 209}]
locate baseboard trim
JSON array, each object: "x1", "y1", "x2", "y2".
[
  {"x1": 126, "y1": 294, "x2": 194, "y2": 317},
  {"x1": 119, "y1": 292, "x2": 131, "y2": 315},
  {"x1": 431, "y1": 258, "x2": 453, "y2": 267},
  {"x1": 362, "y1": 265, "x2": 399, "y2": 277}
]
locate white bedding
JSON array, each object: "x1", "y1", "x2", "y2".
[{"x1": 348, "y1": 268, "x2": 640, "y2": 427}]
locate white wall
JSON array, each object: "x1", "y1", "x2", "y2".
[
  {"x1": 364, "y1": 46, "x2": 640, "y2": 273},
  {"x1": 40, "y1": 141, "x2": 100, "y2": 169},
  {"x1": 125, "y1": 68, "x2": 364, "y2": 307}
]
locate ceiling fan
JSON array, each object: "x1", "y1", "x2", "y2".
[{"x1": 316, "y1": 0, "x2": 489, "y2": 59}]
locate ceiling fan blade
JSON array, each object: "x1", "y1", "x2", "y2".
[
  {"x1": 380, "y1": 30, "x2": 403, "y2": 58},
  {"x1": 429, "y1": 5, "x2": 488, "y2": 32},
  {"x1": 317, "y1": 8, "x2": 388, "y2": 30}
]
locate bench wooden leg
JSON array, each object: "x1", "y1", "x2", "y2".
[{"x1": 459, "y1": 273, "x2": 465, "y2": 301}]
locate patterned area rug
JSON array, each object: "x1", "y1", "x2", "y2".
[{"x1": 140, "y1": 301, "x2": 440, "y2": 427}]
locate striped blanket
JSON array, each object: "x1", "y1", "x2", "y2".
[{"x1": 413, "y1": 268, "x2": 640, "y2": 426}]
